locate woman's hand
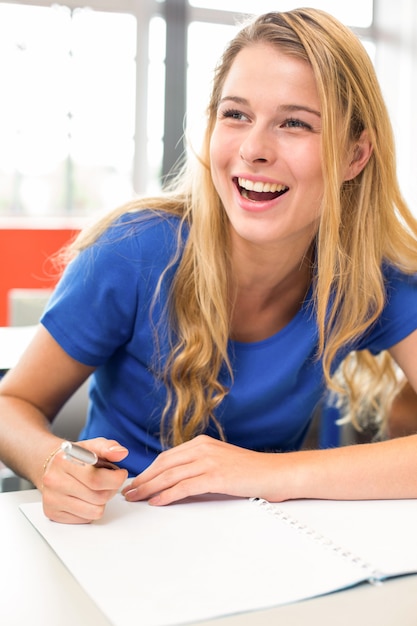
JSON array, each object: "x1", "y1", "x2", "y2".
[
  {"x1": 122, "y1": 435, "x2": 288, "y2": 506},
  {"x1": 41, "y1": 438, "x2": 129, "y2": 524},
  {"x1": 122, "y1": 432, "x2": 417, "y2": 506}
]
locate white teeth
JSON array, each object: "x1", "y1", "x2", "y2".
[{"x1": 238, "y1": 177, "x2": 287, "y2": 193}]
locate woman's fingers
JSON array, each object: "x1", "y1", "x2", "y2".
[
  {"x1": 122, "y1": 435, "x2": 265, "y2": 505},
  {"x1": 42, "y1": 466, "x2": 128, "y2": 523},
  {"x1": 69, "y1": 437, "x2": 129, "y2": 464},
  {"x1": 41, "y1": 439, "x2": 129, "y2": 523},
  {"x1": 42, "y1": 492, "x2": 109, "y2": 524}
]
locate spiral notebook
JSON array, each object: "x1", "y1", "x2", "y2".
[{"x1": 20, "y1": 495, "x2": 417, "y2": 626}]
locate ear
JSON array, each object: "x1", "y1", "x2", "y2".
[{"x1": 343, "y1": 130, "x2": 373, "y2": 182}]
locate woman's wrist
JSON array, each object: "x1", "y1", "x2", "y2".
[
  {"x1": 30, "y1": 437, "x2": 65, "y2": 491},
  {"x1": 41, "y1": 444, "x2": 63, "y2": 485}
]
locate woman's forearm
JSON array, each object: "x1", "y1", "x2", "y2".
[
  {"x1": 0, "y1": 395, "x2": 62, "y2": 489},
  {"x1": 284, "y1": 434, "x2": 417, "y2": 501}
]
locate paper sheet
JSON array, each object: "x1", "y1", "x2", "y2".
[{"x1": 21, "y1": 494, "x2": 377, "y2": 626}]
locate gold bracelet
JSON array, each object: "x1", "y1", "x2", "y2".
[{"x1": 42, "y1": 444, "x2": 63, "y2": 476}]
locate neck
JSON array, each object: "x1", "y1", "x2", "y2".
[
  {"x1": 231, "y1": 230, "x2": 314, "y2": 290},
  {"x1": 229, "y1": 241, "x2": 314, "y2": 343}
]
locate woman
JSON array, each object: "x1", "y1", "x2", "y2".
[{"x1": 1, "y1": 8, "x2": 417, "y2": 524}]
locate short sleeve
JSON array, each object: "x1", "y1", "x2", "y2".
[
  {"x1": 358, "y1": 266, "x2": 417, "y2": 354},
  {"x1": 41, "y1": 213, "x2": 181, "y2": 366}
]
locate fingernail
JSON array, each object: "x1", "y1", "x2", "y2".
[
  {"x1": 123, "y1": 488, "x2": 137, "y2": 500},
  {"x1": 108, "y1": 445, "x2": 128, "y2": 452}
]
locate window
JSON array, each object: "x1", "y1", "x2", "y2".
[
  {"x1": 147, "y1": 16, "x2": 166, "y2": 194},
  {"x1": 186, "y1": 21, "x2": 236, "y2": 152},
  {"x1": 188, "y1": 1, "x2": 373, "y2": 28},
  {"x1": 0, "y1": 2, "x2": 140, "y2": 217}
]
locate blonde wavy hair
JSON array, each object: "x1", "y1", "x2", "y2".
[{"x1": 65, "y1": 9, "x2": 417, "y2": 444}]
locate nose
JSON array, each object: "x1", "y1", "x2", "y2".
[{"x1": 239, "y1": 124, "x2": 276, "y2": 164}]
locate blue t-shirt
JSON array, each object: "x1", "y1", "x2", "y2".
[{"x1": 41, "y1": 213, "x2": 417, "y2": 475}]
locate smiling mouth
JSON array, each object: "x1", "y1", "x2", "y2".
[{"x1": 235, "y1": 177, "x2": 289, "y2": 202}]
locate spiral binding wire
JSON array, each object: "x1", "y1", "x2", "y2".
[{"x1": 250, "y1": 498, "x2": 384, "y2": 585}]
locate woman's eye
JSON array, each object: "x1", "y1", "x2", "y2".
[
  {"x1": 283, "y1": 118, "x2": 312, "y2": 130},
  {"x1": 221, "y1": 108, "x2": 247, "y2": 121}
]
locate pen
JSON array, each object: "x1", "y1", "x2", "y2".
[{"x1": 60, "y1": 441, "x2": 119, "y2": 470}]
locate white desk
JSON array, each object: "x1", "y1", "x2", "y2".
[{"x1": 1, "y1": 489, "x2": 417, "y2": 626}]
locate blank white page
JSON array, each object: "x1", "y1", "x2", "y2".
[
  {"x1": 266, "y1": 498, "x2": 417, "y2": 578},
  {"x1": 20, "y1": 494, "x2": 397, "y2": 626}
]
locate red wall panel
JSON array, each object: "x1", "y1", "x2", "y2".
[{"x1": 0, "y1": 227, "x2": 80, "y2": 325}]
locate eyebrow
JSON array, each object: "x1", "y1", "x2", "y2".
[{"x1": 219, "y1": 96, "x2": 321, "y2": 118}]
